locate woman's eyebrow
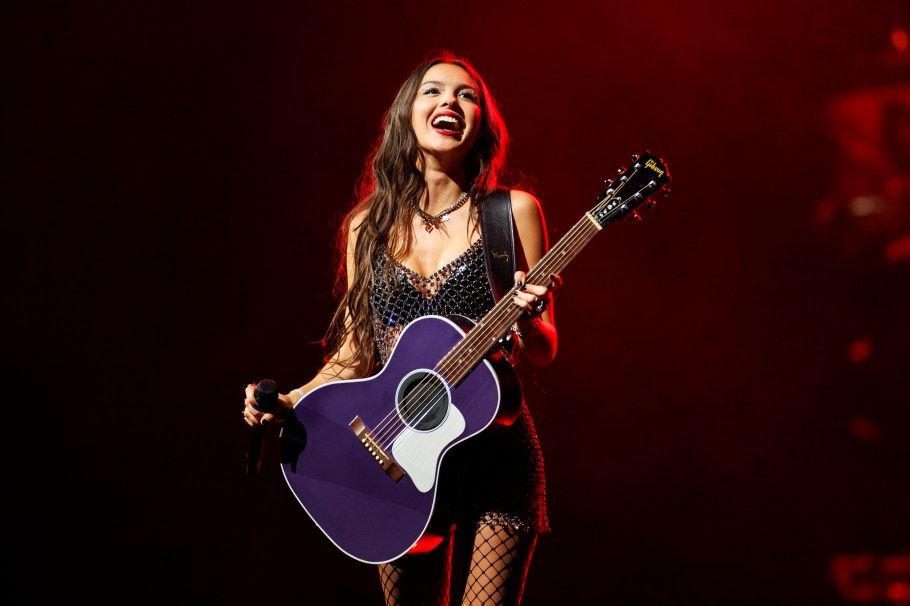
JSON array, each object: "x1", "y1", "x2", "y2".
[{"x1": 420, "y1": 79, "x2": 477, "y2": 89}]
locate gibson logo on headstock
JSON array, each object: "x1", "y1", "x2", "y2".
[{"x1": 645, "y1": 158, "x2": 665, "y2": 177}]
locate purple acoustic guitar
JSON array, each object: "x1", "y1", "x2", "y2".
[{"x1": 279, "y1": 152, "x2": 671, "y2": 564}]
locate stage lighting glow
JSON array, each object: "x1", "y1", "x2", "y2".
[{"x1": 892, "y1": 27, "x2": 909, "y2": 52}]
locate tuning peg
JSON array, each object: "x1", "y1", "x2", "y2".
[
  {"x1": 647, "y1": 200, "x2": 657, "y2": 209},
  {"x1": 631, "y1": 210, "x2": 642, "y2": 221},
  {"x1": 660, "y1": 186, "x2": 671, "y2": 196},
  {"x1": 603, "y1": 178, "x2": 614, "y2": 186},
  {"x1": 631, "y1": 153, "x2": 640, "y2": 162},
  {"x1": 617, "y1": 166, "x2": 627, "y2": 174}
]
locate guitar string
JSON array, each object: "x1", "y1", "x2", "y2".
[
  {"x1": 367, "y1": 216, "x2": 599, "y2": 450},
  {"x1": 370, "y1": 181, "x2": 654, "y2": 469},
  {"x1": 368, "y1": 171, "x2": 652, "y2": 457},
  {"x1": 369, "y1": 173, "x2": 647, "y2": 456},
  {"x1": 396, "y1": 174, "x2": 662, "y2": 460},
  {"x1": 375, "y1": 214, "x2": 604, "y2": 459},
  {"x1": 424, "y1": 173, "x2": 645, "y2": 385},
  {"x1": 367, "y1": 172, "x2": 646, "y2": 456}
]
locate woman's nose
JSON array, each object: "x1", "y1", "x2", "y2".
[{"x1": 440, "y1": 91, "x2": 459, "y2": 106}]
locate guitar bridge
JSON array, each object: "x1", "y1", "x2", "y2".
[{"x1": 349, "y1": 416, "x2": 405, "y2": 482}]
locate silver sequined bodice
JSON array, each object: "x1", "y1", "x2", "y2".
[{"x1": 371, "y1": 239, "x2": 495, "y2": 365}]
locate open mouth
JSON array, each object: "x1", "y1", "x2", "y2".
[{"x1": 431, "y1": 113, "x2": 464, "y2": 135}]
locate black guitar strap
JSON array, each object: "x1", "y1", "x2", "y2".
[{"x1": 479, "y1": 188, "x2": 516, "y2": 301}]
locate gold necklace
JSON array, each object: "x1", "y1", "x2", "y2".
[{"x1": 412, "y1": 192, "x2": 469, "y2": 233}]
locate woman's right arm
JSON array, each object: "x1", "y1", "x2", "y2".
[
  {"x1": 289, "y1": 319, "x2": 366, "y2": 403},
  {"x1": 242, "y1": 211, "x2": 368, "y2": 426}
]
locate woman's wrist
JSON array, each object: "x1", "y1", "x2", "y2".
[
  {"x1": 290, "y1": 388, "x2": 305, "y2": 405},
  {"x1": 514, "y1": 316, "x2": 543, "y2": 338},
  {"x1": 513, "y1": 317, "x2": 557, "y2": 365}
]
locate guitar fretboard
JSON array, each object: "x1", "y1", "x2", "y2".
[
  {"x1": 434, "y1": 151, "x2": 671, "y2": 387},
  {"x1": 437, "y1": 214, "x2": 601, "y2": 385}
]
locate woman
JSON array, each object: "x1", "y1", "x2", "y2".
[{"x1": 242, "y1": 51, "x2": 559, "y2": 606}]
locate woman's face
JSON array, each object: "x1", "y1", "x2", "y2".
[{"x1": 410, "y1": 63, "x2": 481, "y2": 163}]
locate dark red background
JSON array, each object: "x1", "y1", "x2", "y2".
[{"x1": 9, "y1": 1, "x2": 909, "y2": 604}]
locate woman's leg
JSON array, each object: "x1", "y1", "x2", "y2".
[
  {"x1": 378, "y1": 528, "x2": 455, "y2": 606},
  {"x1": 459, "y1": 522, "x2": 539, "y2": 606}
]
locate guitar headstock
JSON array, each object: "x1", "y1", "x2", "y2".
[{"x1": 590, "y1": 151, "x2": 672, "y2": 227}]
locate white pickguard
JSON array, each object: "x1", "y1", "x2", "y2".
[{"x1": 391, "y1": 405, "x2": 465, "y2": 493}]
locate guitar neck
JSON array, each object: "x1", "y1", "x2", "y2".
[
  {"x1": 438, "y1": 213, "x2": 602, "y2": 385},
  {"x1": 436, "y1": 151, "x2": 672, "y2": 387},
  {"x1": 523, "y1": 213, "x2": 602, "y2": 293}
]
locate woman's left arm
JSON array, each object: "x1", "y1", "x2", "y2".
[{"x1": 510, "y1": 189, "x2": 559, "y2": 367}]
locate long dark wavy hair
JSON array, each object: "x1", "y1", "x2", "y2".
[{"x1": 322, "y1": 50, "x2": 510, "y2": 374}]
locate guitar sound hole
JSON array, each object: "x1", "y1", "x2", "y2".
[{"x1": 397, "y1": 372, "x2": 449, "y2": 431}]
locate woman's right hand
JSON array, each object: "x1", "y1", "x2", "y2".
[{"x1": 241, "y1": 383, "x2": 294, "y2": 427}]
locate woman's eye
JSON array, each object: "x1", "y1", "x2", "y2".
[
  {"x1": 422, "y1": 86, "x2": 440, "y2": 95},
  {"x1": 459, "y1": 90, "x2": 478, "y2": 102}
]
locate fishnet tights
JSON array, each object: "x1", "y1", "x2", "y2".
[{"x1": 378, "y1": 522, "x2": 538, "y2": 606}]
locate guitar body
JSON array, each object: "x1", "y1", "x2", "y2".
[{"x1": 279, "y1": 314, "x2": 519, "y2": 564}]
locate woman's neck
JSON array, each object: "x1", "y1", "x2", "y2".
[{"x1": 421, "y1": 166, "x2": 467, "y2": 213}]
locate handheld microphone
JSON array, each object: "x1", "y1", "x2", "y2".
[{"x1": 246, "y1": 379, "x2": 279, "y2": 475}]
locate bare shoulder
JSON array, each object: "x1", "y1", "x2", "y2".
[
  {"x1": 345, "y1": 207, "x2": 371, "y2": 248},
  {"x1": 508, "y1": 189, "x2": 549, "y2": 264},
  {"x1": 349, "y1": 207, "x2": 370, "y2": 233},
  {"x1": 509, "y1": 189, "x2": 546, "y2": 230},
  {"x1": 509, "y1": 189, "x2": 542, "y2": 214}
]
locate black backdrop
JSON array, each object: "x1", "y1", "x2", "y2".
[{"x1": 9, "y1": 1, "x2": 909, "y2": 604}]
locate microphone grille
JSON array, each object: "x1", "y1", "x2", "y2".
[{"x1": 253, "y1": 379, "x2": 279, "y2": 413}]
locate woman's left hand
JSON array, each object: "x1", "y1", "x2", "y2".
[{"x1": 511, "y1": 270, "x2": 561, "y2": 321}]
